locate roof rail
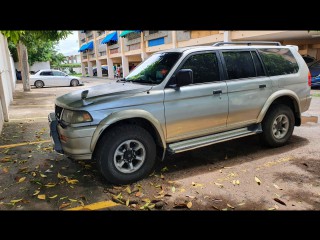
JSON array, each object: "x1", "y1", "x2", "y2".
[{"x1": 213, "y1": 41, "x2": 282, "y2": 47}]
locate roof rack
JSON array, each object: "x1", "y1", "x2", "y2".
[{"x1": 213, "y1": 41, "x2": 282, "y2": 47}]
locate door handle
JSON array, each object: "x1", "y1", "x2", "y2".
[
  {"x1": 259, "y1": 84, "x2": 266, "y2": 89},
  {"x1": 213, "y1": 89, "x2": 222, "y2": 95}
]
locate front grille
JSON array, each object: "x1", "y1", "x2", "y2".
[{"x1": 55, "y1": 105, "x2": 63, "y2": 119}]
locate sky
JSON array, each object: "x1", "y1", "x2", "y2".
[{"x1": 55, "y1": 31, "x2": 79, "y2": 56}]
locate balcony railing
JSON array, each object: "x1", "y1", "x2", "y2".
[
  {"x1": 99, "y1": 51, "x2": 106, "y2": 56},
  {"x1": 110, "y1": 48, "x2": 119, "y2": 54},
  {"x1": 83, "y1": 55, "x2": 87, "y2": 59},
  {"x1": 89, "y1": 53, "x2": 95, "y2": 58},
  {"x1": 128, "y1": 43, "x2": 140, "y2": 51}
]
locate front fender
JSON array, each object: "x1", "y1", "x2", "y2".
[
  {"x1": 257, "y1": 89, "x2": 301, "y2": 123},
  {"x1": 90, "y1": 109, "x2": 166, "y2": 152}
]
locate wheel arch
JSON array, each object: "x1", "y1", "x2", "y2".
[
  {"x1": 91, "y1": 109, "x2": 166, "y2": 157},
  {"x1": 257, "y1": 90, "x2": 301, "y2": 126}
]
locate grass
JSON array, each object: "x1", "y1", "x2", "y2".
[
  {"x1": 312, "y1": 93, "x2": 320, "y2": 97},
  {"x1": 69, "y1": 73, "x2": 83, "y2": 77}
]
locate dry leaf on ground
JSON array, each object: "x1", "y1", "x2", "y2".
[{"x1": 255, "y1": 176, "x2": 261, "y2": 185}]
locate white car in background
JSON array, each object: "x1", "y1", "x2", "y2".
[{"x1": 30, "y1": 69, "x2": 83, "y2": 88}]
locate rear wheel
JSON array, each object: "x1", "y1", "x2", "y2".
[
  {"x1": 96, "y1": 124, "x2": 156, "y2": 184},
  {"x1": 70, "y1": 79, "x2": 79, "y2": 87},
  {"x1": 261, "y1": 104, "x2": 295, "y2": 147},
  {"x1": 35, "y1": 80, "x2": 44, "y2": 88}
]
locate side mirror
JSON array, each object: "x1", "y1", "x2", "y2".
[{"x1": 176, "y1": 69, "x2": 193, "y2": 87}]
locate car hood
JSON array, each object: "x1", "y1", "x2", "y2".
[{"x1": 55, "y1": 81, "x2": 152, "y2": 109}]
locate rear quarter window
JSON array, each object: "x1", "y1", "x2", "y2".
[{"x1": 258, "y1": 48, "x2": 299, "y2": 76}]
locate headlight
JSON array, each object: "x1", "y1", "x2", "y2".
[{"x1": 61, "y1": 109, "x2": 93, "y2": 124}]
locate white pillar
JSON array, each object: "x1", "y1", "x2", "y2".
[
  {"x1": 172, "y1": 31, "x2": 177, "y2": 48},
  {"x1": 81, "y1": 63, "x2": 86, "y2": 76},
  {"x1": 88, "y1": 61, "x2": 93, "y2": 77},
  {"x1": 140, "y1": 31, "x2": 149, "y2": 61},
  {"x1": 224, "y1": 31, "x2": 231, "y2": 42},
  {"x1": 106, "y1": 45, "x2": 115, "y2": 79},
  {"x1": 119, "y1": 31, "x2": 129, "y2": 77},
  {"x1": 96, "y1": 59, "x2": 102, "y2": 77}
]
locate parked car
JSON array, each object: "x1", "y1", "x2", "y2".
[
  {"x1": 311, "y1": 75, "x2": 320, "y2": 88},
  {"x1": 93, "y1": 66, "x2": 108, "y2": 76},
  {"x1": 302, "y1": 55, "x2": 317, "y2": 66},
  {"x1": 30, "y1": 69, "x2": 83, "y2": 88},
  {"x1": 308, "y1": 60, "x2": 320, "y2": 77},
  {"x1": 49, "y1": 41, "x2": 311, "y2": 184}
]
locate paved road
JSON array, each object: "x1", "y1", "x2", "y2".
[{"x1": 0, "y1": 80, "x2": 319, "y2": 210}]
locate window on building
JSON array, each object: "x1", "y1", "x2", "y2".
[
  {"x1": 149, "y1": 30, "x2": 159, "y2": 35},
  {"x1": 222, "y1": 51, "x2": 256, "y2": 79},
  {"x1": 258, "y1": 48, "x2": 299, "y2": 76},
  {"x1": 40, "y1": 71, "x2": 53, "y2": 76},
  {"x1": 128, "y1": 32, "x2": 141, "y2": 40},
  {"x1": 181, "y1": 52, "x2": 220, "y2": 84}
]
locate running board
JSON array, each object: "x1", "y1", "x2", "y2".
[{"x1": 168, "y1": 124, "x2": 262, "y2": 154}]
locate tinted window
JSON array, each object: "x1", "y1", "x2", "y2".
[
  {"x1": 223, "y1": 51, "x2": 256, "y2": 79},
  {"x1": 53, "y1": 71, "x2": 65, "y2": 76},
  {"x1": 258, "y1": 48, "x2": 299, "y2": 76},
  {"x1": 181, "y1": 53, "x2": 220, "y2": 84},
  {"x1": 252, "y1": 51, "x2": 265, "y2": 76},
  {"x1": 40, "y1": 71, "x2": 53, "y2": 76}
]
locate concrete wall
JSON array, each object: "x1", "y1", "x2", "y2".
[
  {"x1": 14, "y1": 61, "x2": 50, "y2": 72},
  {"x1": 0, "y1": 33, "x2": 15, "y2": 133}
]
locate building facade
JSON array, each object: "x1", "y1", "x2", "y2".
[{"x1": 78, "y1": 30, "x2": 320, "y2": 78}]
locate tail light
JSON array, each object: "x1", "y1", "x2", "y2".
[{"x1": 308, "y1": 71, "x2": 311, "y2": 87}]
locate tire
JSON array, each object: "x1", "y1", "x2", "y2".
[
  {"x1": 70, "y1": 79, "x2": 79, "y2": 87},
  {"x1": 261, "y1": 104, "x2": 295, "y2": 147},
  {"x1": 35, "y1": 80, "x2": 44, "y2": 88},
  {"x1": 96, "y1": 124, "x2": 156, "y2": 184}
]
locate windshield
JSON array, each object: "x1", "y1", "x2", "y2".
[{"x1": 125, "y1": 52, "x2": 181, "y2": 84}]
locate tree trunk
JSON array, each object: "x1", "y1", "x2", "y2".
[{"x1": 18, "y1": 41, "x2": 30, "y2": 92}]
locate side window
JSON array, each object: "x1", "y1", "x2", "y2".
[
  {"x1": 40, "y1": 71, "x2": 53, "y2": 76},
  {"x1": 222, "y1": 51, "x2": 256, "y2": 79},
  {"x1": 258, "y1": 48, "x2": 299, "y2": 76},
  {"x1": 251, "y1": 51, "x2": 265, "y2": 76},
  {"x1": 181, "y1": 53, "x2": 220, "y2": 84},
  {"x1": 53, "y1": 71, "x2": 64, "y2": 76}
]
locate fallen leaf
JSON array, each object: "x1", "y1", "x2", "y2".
[
  {"x1": 192, "y1": 182, "x2": 204, "y2": 187},
  {"x1": 236, "y1": 180, "x2": 240, "y2": 185},
  {"x1": 171, "y1": 186, "x2": 176, "y2": 193},
  {"x1": 57, "y1": 172, "x2": 64, "y2": 179},
  {"x1": 31, "y1": 172, "x2": 36, "y2": 177},
  {"x1": 214, "y1": 182, "x2": 223, "y2": 188},
  {"x1": 59, "y1": 196, "x2": 68, "y2": 200},
  {"x1": 212, "y1": 205, "x2": 220, "y2": 210},
  {"x1": 142, "y1": 198, "x2": 151, "y2": 203},
  {"x1": 126, "y1": 199, "x2": 129, "y2": 206},
  {"x1": 274, "y1": 198, "x2": 286, "y2": 206},
  {"x1": 44, "y1": 183, "x2": 56, "y2": 188},
  {"x1": 167, "y1": 181, "x2": 176, "y2": 184},
  {"x1": 0, "y1": 157, "x2": 11, "y2": 163},
  {"x1": 161, "y1": 166, "x2": 169, "y2": 172},
  {"x1": 274, "y1": 204, "x2": 279, "y2": 210},
  {"x1": 160, "y1": 174, "x2": 165, "y2": 179},
  {"x1": 49, "y1": 195, "x2": 58, "y2": 199},
  {"x1": 273, "y1": 184, "x2": 283, "y2": 190},
  {"x1": 40, "y1": 173, "x2": 47, "y2": 178},
  {"x1": 227, "y1": 203, "x2": 235, "y2": 209},
  {"x1": 187, "y1": 201, "x2": 192, "y2": 209},
  {"x1": 37, "y1": 194, "x2": 46, "y2": 200},
  {"x1": 45, "y1": 169, "x2": 53, "y2": 173},
  {"x1": 135, "y1": 191, "x2": 142, "y2": 197},
  {"x1": 66, "y1": 178, "x2": 79, "y2": 184},
  {"x1": 268, "y1": 207, "x2": 276, "y2": 210},
  {"x1": 33, "y1": 190, "x2": 40, "y2": 196},
  {"x1": 255, "y1": 176, "x2": 261, "y2": 185},
  {"x1": 179, "y1": 188, "x2": 186, "y2": 193},
  {"x1": 2, "y1": 167, "x2": 8, "y2": 173},
  {"x1": 18, "y1": 177, "x2": 26, "y2": 183},
  {"x1": 238, "y1": 202, "x2": 246, "y2": 206},
  {"x1": 59, "y1": 203, "x2": 71, "y2": 209},
  {"x1": 18, "y1": 167, "x2": 28, "y2": 173},
  {"x1": 221, "y1": 208, "x2": 228, "y2": 211},
  {"x1": 28, "y1": 155, "x2": 32, "y2": 158},
  {"x1": 69, "y1": 199, "x2": 78, "y2": 202},
  {"x1": 125, "y1": 186, "x2": 131, "y2": 194},
  {"x1": 10, "y1": 199, "x2": 23, "y2": 204},
  {"x1": 186, "y1": 195, "x2": 196, "y2": 199}
]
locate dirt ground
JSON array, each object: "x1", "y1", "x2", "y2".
[{"x1": 0, "y1": 79, "x2": 319, "y2": 211}]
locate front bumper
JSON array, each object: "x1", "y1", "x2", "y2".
[{"x1": 48, "y1": 112, "x2": 96, "y2": 160}]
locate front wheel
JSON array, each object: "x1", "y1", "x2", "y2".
[
  {"x1": 96, "y1": 125, "x2": 156, "y2": 184},
  {"x1": 261, "y1": 104, "x2": 295, "y2": 147}
]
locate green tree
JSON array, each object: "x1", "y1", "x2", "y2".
[
  {"x1": 51, "y1": 51, "x2": 67, "y2": 68},
  {"x1": 1, "y1": 30, "x2": 71, "y2": 91}
]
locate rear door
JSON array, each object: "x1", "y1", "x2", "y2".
[
  {"x1": 52, "y1": 71, "x2": 68, "y2": 86},
  {"x1": 220, "y1": 49, "x2": 273, "y2": 128}
]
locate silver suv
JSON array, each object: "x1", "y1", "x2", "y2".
[{"x1": 48, "y1": 41, "x2": 312, "y2": 184}]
